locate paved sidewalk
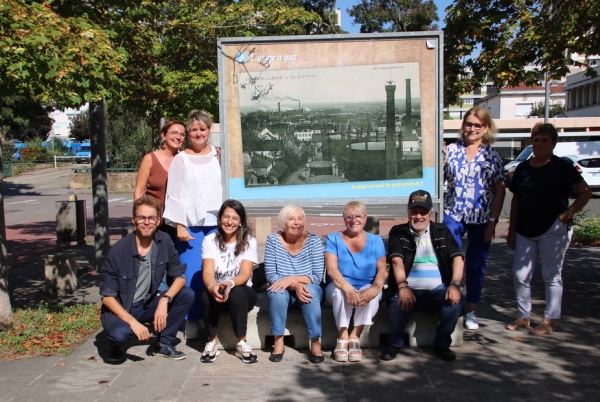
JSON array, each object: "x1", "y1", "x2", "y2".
[{"x1": 2, "y1": 220, "x2": 600, "y2": 401}]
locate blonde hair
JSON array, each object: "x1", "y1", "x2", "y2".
[
  {"x1": 187, "y1": 109, "x2": 213, "y2": 131},
  {"x1": 343, "y1": 201, "x2": 367, "y2": 217},
  {"x1": 277, "y1": 205, "x2": 305, "y2": 229},
  {"x1": 461, "y1": 107, "x2": 497, "y2": 145}
]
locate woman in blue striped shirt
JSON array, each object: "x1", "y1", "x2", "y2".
[{"x1": 265, "y1": 205, "x2": 325, "y2": 364}]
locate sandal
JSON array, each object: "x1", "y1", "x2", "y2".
[
  {"x1": 348, "y1": 339, "x2": 362, "y2": 362},
  {"x1": 333, "y1": 339, "x2": 349, "y2": 362},
  {"x1": 530, "y1": 319, "x2": 555, "y2": 335},
  {"x1": 505, "y1": 317, "x2": 531, "y2": 331}
]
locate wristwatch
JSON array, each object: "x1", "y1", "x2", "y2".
[
  {"x1": 162, "y1": 295, "x2": 172, "y2": 303},
  {"x1": 450, "y1": 280, "x2": 461, "y2": 287},
  {"x1": 488, "y1": 217, "x2": 499, "y2": 223}
]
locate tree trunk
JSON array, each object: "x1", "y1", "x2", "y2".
[
  {"x1": 89, "y1": 101, "x2": 110, "y2": 272},
  {"x1": 0, "y1": 116, "x2": 14, "y2": 326}
]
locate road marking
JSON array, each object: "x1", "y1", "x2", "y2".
[
  {"x1": 5, "y1": 200, "x2": 38, "y2": 205},
  {"x1": 108, "y1": 198, "x2": 126, "y2": 203}
]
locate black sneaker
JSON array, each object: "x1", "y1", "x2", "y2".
[
  {"x1": 151, "y1": 343, "x2": 186, "y2": 360},
  {"x1": 107, "y1": 344, "x2": 125, "y2": 362},
  {"x1": 235, "y1": 340, "x2": 257, "y2": 364},
  {"x1": 434, "y1": 346, "x2": 456, "y2": 362},
  {"x1": 200, "y1": 339, "x2": 221, "y2": 363},
  {"x1": 380, "y1": 345, "x2": 399, "y2": 361}
]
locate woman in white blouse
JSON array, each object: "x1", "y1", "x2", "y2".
[
  {"x1": 200, "y1": 200, "x2": 258, "y2": 364},
  {"x1": 163, "y1": 110, "x2": 222, "y2": 340}
]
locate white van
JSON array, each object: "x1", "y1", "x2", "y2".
[{"x1": 504, "y1": 141, "x2": 600, "y2": 185}]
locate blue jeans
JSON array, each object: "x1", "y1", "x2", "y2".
[
  {"x1": 268, "y1": 284, "x2": 323, "y2": 339},
  {"x1": 388, "y1": 284, "x2": 463, "y2": 349},
  {"x1": 176, "y1": 226, "x2": 217, "y2": 320},
  {"x1": 102, "y1": 286, "x2": 195, "y2": 347},
  {"x1": 443, "y1": 215, "x2": 491, "y2": 304}
]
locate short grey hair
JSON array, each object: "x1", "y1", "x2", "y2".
[{"x1": 277, "y1": 205, "x2": 305, "y2": 228}]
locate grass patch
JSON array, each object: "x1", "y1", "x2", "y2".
[
  {"x1": 572, "y1": 216, "x2": 600, "y2": 246},
  {"x1": 0, "y1": 303, "x2": 100, "y2": 361}
]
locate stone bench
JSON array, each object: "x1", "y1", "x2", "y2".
[
  {"x1": 215, "y1": 291, "x2": 463, "y2": 350},
  {"x1": 210, "y1": 216, "x2": 464, "y2": 350}
]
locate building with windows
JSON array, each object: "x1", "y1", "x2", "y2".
[
  {"x1": 475, "y1": 82, "x2": 565, "y2": 120},
  {"x1": 564, "y1": 65, "x2": 600, "y2": 117},
  {"x1": 47, "y1": 104, "x2": 88, "y2": 141}
]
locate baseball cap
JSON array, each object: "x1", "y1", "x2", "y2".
[{"x1": 407, "y1": 190, "x2": 433, "y2": 211}]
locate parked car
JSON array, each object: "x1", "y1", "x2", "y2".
[
  {"x1": 561, "y1": 155, "x2": 600, "y2": 192},
  {"x1": 504, "y1": 141, "x2": 600, "y2": 186},
  {"x1": 75, "y1": 143, "x2": 91, "y2": 164}
]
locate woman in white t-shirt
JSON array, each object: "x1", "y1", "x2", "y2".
[{"x1": 200, "y1": 200, "x2": 258, "y2": 364}]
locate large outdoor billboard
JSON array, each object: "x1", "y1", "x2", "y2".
[{"x1": 217, "y1": 32, "x2": 443, "y2": 206}]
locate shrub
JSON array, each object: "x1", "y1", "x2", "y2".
[
  {"x1": 20, "y1": 146, "x2": 49, "y2": 161},
  {"x1": 571, "y1": 216, "x2": 600, "y2": 246},
  {"x1": 2, "y1": 143, "x2": 15, "y2": 161}
]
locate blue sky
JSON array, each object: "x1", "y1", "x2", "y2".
[{"x1": 335, "y1": 0, "x2": 453, "y2": 33}]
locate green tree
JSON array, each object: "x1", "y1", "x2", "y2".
[
  {"x1": 0, "y1": 0, "x2": 128, "y2": 325},
  {"x1": 0, "y1": 0, "x2": 323, "y2": 325},
  {"x1": 69, "y1": 110, "x2": 90, "y2": 142},
  {"x1": 444, "y1": 0, "x2": 600, "y2": 105},
  {"x1": 0, "y1": 97, "x2": 54, "y2": 142},
  {"x1": 348, "y1": 0, "x2": 438, "y2": 33},
  {"x1": 528, "y1": 101, "x2": 565, "y2": 118},
  {"x1": 295, "y1": 0, "x2": 344, "y2": 34},
  {"x1": 105, "y1": 103, "x2": 153, "y2": 169}
]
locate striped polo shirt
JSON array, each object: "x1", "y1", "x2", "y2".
[
  {"x1": 407, "y1": 225, "x2": 442, "y2": 290},
  {"x1": 264, "y1": 232, "x2": 324, "y2": 285}
]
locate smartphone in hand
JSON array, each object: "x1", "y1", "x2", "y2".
[{"x1": 218, "y1": 284, "x2": 232, "y2": 298}]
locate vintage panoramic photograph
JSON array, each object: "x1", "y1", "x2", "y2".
[{"x1": 237, "y1": 62, "x2": 423, "y2": 188}]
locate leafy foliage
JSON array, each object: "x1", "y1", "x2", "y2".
[
  {"x1": 1, "y1": 142, "x2": 14, "y2": 162},
  {"x1": 0, "y1": 97, "x2": 54, "y2": 142},
  {"x1": 0, "y1": 0, "x2": 126, "y2": 108},
  {"x1": 69, "y1": 109, "x2": 90, "y2": 142},
  {"x1": 20, "y1": 146, "x2": 49, "y2": 162},
  {"x1": 105, "y1": 103, "x2": 154, "y2": 169},
  {"x1": 444, "y1": 0, "x2": 600, "y2": 105},
  {"x1": 348, "y1": 0, "x2": 438, "y2": 33},
  {"x1": 0, "y1": 303, "x2": 100, "y2": 359},
  {"x1": 528, "y1": 101, "x2": 565, "y2": 118},
  {"x1": 572, "y1": 216, "x2": 600, "y2": 246}
]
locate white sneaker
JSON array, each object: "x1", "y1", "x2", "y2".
[
  {"x1": 184, "y1": 320, "x2": 200, "y2": 340},
  {"x1": 464, "y1": 311, "x2": 479, "y2": 330},
  {"x1": 235, "y1": 340, "x2": 258, "y2": 364},
  {"x1": 200, "y1": 339, "x2": 221, "y2": 363}
]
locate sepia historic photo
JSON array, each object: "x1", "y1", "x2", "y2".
[{"x1": 238, "y1": 63, "x2": 423, "y2": 188}]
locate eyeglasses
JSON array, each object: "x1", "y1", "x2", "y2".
[
  {"x1": 343, "y1": 214, "x2": 365, "y2": 221},
  {"x1": 464, "y1": 122, "x2": 485, "y2": 130},
  {"x1": 135, "y1": 215, "x2": 159, "y2": 224},
  {"x1": 166, "y1": 130, "x2": 186, "y2": 137}
]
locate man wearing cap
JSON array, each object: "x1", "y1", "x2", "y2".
[{"x1": 380, "y1": 190, "x2": 464, "y2": 362}]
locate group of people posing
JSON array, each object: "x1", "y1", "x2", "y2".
[{"x1": 99, "y1": 107, "x2": 591, "y2": 365}]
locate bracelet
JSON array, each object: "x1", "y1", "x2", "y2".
[
  {"x1": 398, "y1": 286, "x2": 410, "y2": 290},
  {"x1": 397, "y1": 281, "x2": 408, "y2": 287},
  {"x1": 229, "y1": 279, "x2": 235, "y2": 288}
]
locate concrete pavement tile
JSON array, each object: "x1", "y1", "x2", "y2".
[
  {"x1": 266, "y1": 363, "x2": 345, "y2": 401},
  {"x1": 504, "y1": 384, "x2": 600, "y2": 402},
  {"x1": 190, "y1": 350, "x2": 272, "y2": 377},
  {"x1": 0, "y1": 355, "x2": 61, "y2": 377},
  {"x1": 178, "y1": 376, "x2": 270, "y2": 401},
  {"x1": 0, "y1": 377, "x2": 37, "y2": 401},
  {"x1": 97, "y1": 354, "x2": 197, "y2": 401},
  {"x1": 9, "y1": 378, "x2": 104, "y2": 402}
]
